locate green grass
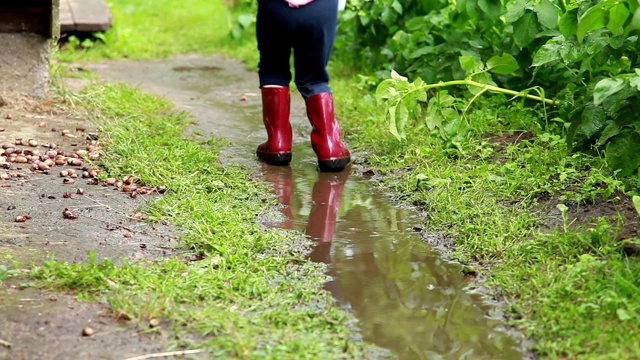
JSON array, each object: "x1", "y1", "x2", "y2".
[
  {"x1": 29, "y1": 83, "x2": 374, "y2": 358},
  {"x1": 56, "y1": 0, "x2": 257, "y2": 63}
]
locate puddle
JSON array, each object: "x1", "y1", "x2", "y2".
[
  {"x1": 258, "y1": 147, "x2": 525, "y2": 359},
  {"x1": 81, "y1": 55, "x2": 529, "y2": 359}
]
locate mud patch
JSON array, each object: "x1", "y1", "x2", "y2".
[
  {"x1": 0, "y1": 284, "x2": 167, "y2": 360},
  {"x1": 537, "y1": 192, "x2": 640, "y2": 253}
]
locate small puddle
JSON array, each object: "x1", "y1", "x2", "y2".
[{"x1": 257, "y1": 147, "x2": 525, "y2": 359}]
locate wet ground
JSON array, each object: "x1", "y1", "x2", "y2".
[
  {"x1": 0, "y1": 94, "x2": 186, "y2": 358},
  {"x1": 77, "y1": 55, "x2": 531, "y2": 359}
]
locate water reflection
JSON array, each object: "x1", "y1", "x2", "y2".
[{"x1": 259, "y1": 159, "x2": 523, "y2": 360}]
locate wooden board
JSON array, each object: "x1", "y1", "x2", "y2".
[
  {"x1": 0, "y1": 1, "x2": 54, "y2": 37},
  {"x1": 59, "y1": 0, "x2": 112, "y2": 33}
]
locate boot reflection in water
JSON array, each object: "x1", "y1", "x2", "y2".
[
  {"x1": 261, "y1": 165, "x2": 350, "y2": 298},
  {"x1": 307, "y1": 167, "x2": 350, "y2": 300},
  {"x1": 305, "y1": 167, "x2": 350, "y2": 243},
  {"x1": 260, "y1": 165, "x2": 294, "y2": 230}
]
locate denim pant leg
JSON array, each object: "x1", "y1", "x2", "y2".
[
  {"x1": 292, "y1": 0, "x2": 338, "y2": 99},
  {"x1": 256, "y1": 0, "x2": 339, "y2": 98},
  {"x1": 256, "y1": 0, "x2": 293, "y2": 88}
]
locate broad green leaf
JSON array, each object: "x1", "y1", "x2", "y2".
[
  {"x1": 534, "y1": 0, "x2": 559, "y2": 29},
  {"x1": 593, "y1": 78, "x2": 626, "y2": 106},
  {"x1": 577, "y1": 6, "x2": 606, "y2": 42},
  {"x1": 584, "y1": 29, "x2": 610, "y2": 55},
  {"x1": 390, "y1": 70, "x2": 408, "y2": 82},
  {"x1": 478, "y1": 0, "x2": 502, "y2": 21},
  {"x1": 632, "y1": 8, "x2": 640, "y2": 30},
  {"x1": 597, "y1": 121, "x2": 622, "y2": 147},
  {"x1": 633, "y1": 195, "x2": 640, "y2": 216},
  {"x1": 465, "y1": 0, "x2": 479, "y2": 20},
  {"x1": 559, "y1": 8, "x2": 579, "y2": 38},
  {"x1": 425, "y1": 110, "x2": 443, "y2": 133},
  {"x1": 375, "y1": 80, "x2": 394, "y2": 102},
  {"x1": 388, "y1": 104, "x2": 400, "y2": 140},
  {"x1": 443, "y1": 115, "x2": 463, "y2": 137},
  {"x1": 409, "y1": 46, "x2": 434, "y2": 59},
  {"x1": 559, "y1": 38, "x2": 585, "y2": 64},
  {"x1": 607, "y1": 3, "x2": 631, "y2": 36},
  {"x1": 605, "y1": 130, "x2": 640, "y2": 177},
  {"x1": 513, "y1": 11, "x2": 540, "y2": 48},
  {"x1": 487, "y1": 54, "x2": 520, "y2": 74},
  {"x1": 532, "y1": 42, "x2": 561, "y2": 66},
  {"x1": 505, "y1": 0, "x2": 527, "y2": 23},
  {"x1": 396, "y1": 100, "x2": 409, "y2": 139},
  {"x1": 391, "y1": 0, "x2": 403, "y2": 14},
  {"x1": 630, "y1": 72, "x2": 640, "y2": 91},
  {"x1": 579, "y1": 104, "x2": 607, "y2": 138},
  {"x1": 459, "y1": 55, "x2": 480, "y2": 73},
  {"x1": 435, "y1": 92, "x2": 455, "y2": 107}
]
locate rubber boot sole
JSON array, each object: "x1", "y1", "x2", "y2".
[
  {"x1": 318, "y1": 156, "x2": 351, "y2": 172},
  {"x1": 257, "y1": 151, "x2": 292, "y2": 166}
]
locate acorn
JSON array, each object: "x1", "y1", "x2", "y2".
[
  {"x1": 14, "y1": 215, "x2": 30, "y2": 222},
  {"x1": 62, "y1": 208, "x2": 78, "y2": 219}
]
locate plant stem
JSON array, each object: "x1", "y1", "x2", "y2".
[{"x1": 422, "y1": 80, "x2": 557, "y2": 105}]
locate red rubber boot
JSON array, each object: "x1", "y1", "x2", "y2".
[
  {"x1": 305, "y1": 93, "x2": 351, "y2": 172},
  {"x1": 256, "y1": 86, "x2": 292, "y2": 165}
]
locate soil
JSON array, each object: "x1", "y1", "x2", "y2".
[
  {"x1": 0, "y1": 285, "x2": 166, "y2": 360},
  {"x1": 487, "y1": 130, "x2": 640, "y2": 255},
  {"x1": 0, "y1": 91, "x2": 187, "y2": 359}
]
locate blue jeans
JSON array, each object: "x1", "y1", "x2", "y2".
[{"x1": 256, "y1": 0, "x2": 338, "y2": 99}]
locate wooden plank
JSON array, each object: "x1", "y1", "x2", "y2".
[
  {"x1": 67, "y1": 0, "x2": 112, "y2": 32},
  {"x1": 0, "y1": 1, "x2": 52, "y2": 36},
  {"x1": 59, "y1": 0, "x2": 75, "y2": 32}
]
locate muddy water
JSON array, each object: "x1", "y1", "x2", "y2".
[
  {"x1": 83, "y1": 56, "x2": 527, "y2": 359},
  {"x1": 258, "y1": 148, "x2": 525, "y2": 360}
]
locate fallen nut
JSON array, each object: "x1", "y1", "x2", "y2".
[
  {"x1": 63, "y1": 192, "x2": 72, "y2": 198},
  {"x1": 62, "y1": 178, "x2": 75, "y2": 185},
  {"x1": 76, "y1": 188, "x2": 85, "y2": 195},
  {"x1": 82, "y1": 327, "x2": 94, "y2": 336},
  {"x1": 14, "y1": 215, "x2": 30, "y2": 222},
  {"x1": 62, "y1": 208, "x2": 78, "y2": 219},
  {"x1": 149, "y1": 318, "x2": 160, "y2": 327}
]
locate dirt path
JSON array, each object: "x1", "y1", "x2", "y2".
[{"x1": 0, "y1": 91, "x2": 183, "y2": 358}]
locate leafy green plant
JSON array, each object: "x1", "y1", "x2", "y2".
[
  {"x1": 528, "y1": 0, "x2": 640, "y2": 177},
  {"x1": 376, "y1": 58, "x2": 553, "y2": 145},
  {"x1": 351, "y1": 0, "x2": 640, "y2": 177}
]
